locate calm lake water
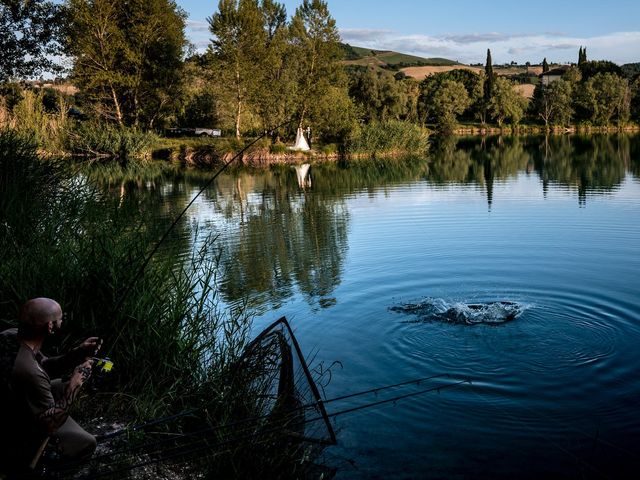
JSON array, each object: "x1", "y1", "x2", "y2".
[{"x1": 106, "y1": 135, "x2": 640, "y2": 479}]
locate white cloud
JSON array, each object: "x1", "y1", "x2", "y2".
[
  {"x1": 186, "y1": 20, "x2": 212, "y2": 52},
  {"x1": 340, "y1": 28, "x2": 393, "y2": 43},
  {"x1": 338, "y1": 29, "x2": 640, "y2": 64},
  {"x1": 186, "y1": 20, "x2": 210, "y2": 32}
]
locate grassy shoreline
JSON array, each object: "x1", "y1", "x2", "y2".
[{"x1": 149, "y1": 123, "x2": 640, "y2": 168}]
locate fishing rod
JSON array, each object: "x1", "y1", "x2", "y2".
[
  {"x1": 82, "y1": 373, "x2": 456, "y2": 466},
  {"x1": 107, "y1": 118, "x2": 295, "y2": 349},
  {"x1": 50, "y1": 373, "x2": 461, "y2": 473},
  {"x1": 66, "y1": 378, "x2": 471, "y2": 479}
]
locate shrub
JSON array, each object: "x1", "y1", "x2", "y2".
[
  {"x1": 320, "y1": 143, "x2": 338, "y2": 155},
  {"x1": 269, "y1": 142, "x2": 287, "y2": 154},
  {"x1": 6, "y1": 89, "x2": 69, "y2": 152},
  {"x1": 65, "y1": 121, "x2": 158, "y2": 159},
  {"x1": 347, "y1": 120, "x2": 429, "y2": 155}
]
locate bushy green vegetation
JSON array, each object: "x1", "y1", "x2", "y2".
[
  {"x1": 0, "y1": 88, "x2": 70, "y2": 152},
  {"x1": 0, "y1": 129, "x2": 250, "y2": 418},
  {"x1": 349, "y1": 67, "x2": 419, "y2": 123},
  {"x1": 348, "y1": 120, "x2": 429, "y2": 155},
  {"x1": 65, "y1": 121, "x2": 158, "y2": 158}
]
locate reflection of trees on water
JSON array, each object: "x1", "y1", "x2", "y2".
[
  {"x1": 430, "y1": 136, "x2": 532, "y2": 209},
  {"x1": 82, "y1": 161, "x2": 195, "y2": 260},
  {"x1": 204, "y1": 168, "x2": 349, "y2": 311},
  {"x1": 624, "y1": 135, "x2": 640, "y2": 178},
  {"x1": 309, "y1": 157, "x2": 430, "y2": 197},
  {"x1": 534, "y1": 135, "x2": 629, "y2": 205},
  {"x1": 431, "y1": 134, "x2": 636, "y2": 206},
  {"x1": 81, "y1": 133, "x2": 639, "y2": 311}
]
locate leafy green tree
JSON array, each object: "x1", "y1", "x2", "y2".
[
  {"x1": 66, "y1": 0, "x2": 187, "y2": 128},
  {"x1": 349, "y1": 67, "x2": 381, "y2": 123},
  {"x1": 562, "y1": 66, "x2": 582, "y2": 84},
  {"x1": 418, "y1": 69, "x2": 483, "y2": 125},
  {"x1": 309, "y1": 85, "x2": 358, "y2": 143},
  {"x1": 631, "y1": 77, "x2": 640, "y2": 122},
  {"x1": 579, "y1": 60, "x2": 623, "y2": 81},
  {"x1": 532, "y1": 79, "x2": 573, "y2": 126},
  {"x1": 290, "y1": 0, "x2": 342, "y2": 130},
  {"x1": 488, "y1": 77, "x2": 528, "y2": 126},
  {"x1": 471, "y1": 72, "x2": 487, "y2": 124},
  {"x1": 429, "y1": 79, "x2": 470, "y2": 132},
  {"x1": 349, "y1": 68, "x2": 410, "y2": 123},
  {"x1": 0, "y1": 0, "x2": 63, "y2": 81},
  {"x1": 209, "y1": 0, "x2": 266, "y2": 138},
  {"x1": 253, "y1": 0, "x2": 294, "y2": 136},
  {"x1": 579, "y1": 72, "x2": 630, "y2": 125},
  {"x1": 176, "y1": 55, "x2": 222, "y2": 128},
  {"x1": 66, "y1": 0, "x2": 126, "y2": 124}
]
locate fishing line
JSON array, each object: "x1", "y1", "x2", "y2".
[
  {"x1": 68, "y1": 378, "x2": 470, "y2": 479},
  {"x1": 106, "y1": 118, "x2": 295, "y2": 352},
  {"x1": 85, "y1": 373, "x2": 454, "y2": 465},
  {"x1": 50, "y1": 373, "x2": 457, "y2": 473}
]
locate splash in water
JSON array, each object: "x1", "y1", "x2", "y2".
[{"x1": 390, "y1": 298, "x2": 527, "y2": 325}]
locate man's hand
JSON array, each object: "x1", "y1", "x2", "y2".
[
  {"x1": 77, "y1": 337, "x2": 103, "y2": 358},
  {"x1": 70, "y1": 359, "x2": 93, "y2": 391}
]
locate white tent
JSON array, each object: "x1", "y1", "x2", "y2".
[{"x1": 289, "y1": 127, "x2": 310, "y2": 151}]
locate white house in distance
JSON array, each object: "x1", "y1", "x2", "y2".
[{"x1": 539, "y1": 65, "x2": 571, "y2": 86}]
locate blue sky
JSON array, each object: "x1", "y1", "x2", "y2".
[{"x1": 178, "y1": 0, "x2": 640, "y2": 64}]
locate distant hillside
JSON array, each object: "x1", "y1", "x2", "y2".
[
  {"x1": 340, "y1": 43, "x2": 458, "y2": 70},
  {"x1": 622, "y1": 63, "x2": 640, "y2": 79}
]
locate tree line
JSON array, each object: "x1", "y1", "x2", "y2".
[{"x1": 2, "y1": 0, "x2": 640, "y2": 151}]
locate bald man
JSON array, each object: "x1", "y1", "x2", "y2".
[{"x1": 0, "y1": 298, "x2": 102, "y2": 471}]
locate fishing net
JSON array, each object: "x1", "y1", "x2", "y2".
[
  {"x1": 40, "y1": 317, "x2": 335, "y2": 479},
  {"x1": 234, "y1": 316, "x2": 336, "y2": 446}
]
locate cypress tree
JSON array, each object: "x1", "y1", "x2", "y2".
[
  {"x1": 583, "y1": 47, "x2": 587, "y2": 63},
  {"x1": 484, "y1": 48, "x2": 494, "y2": 100},
  {"x1": 578, "y1": 47, "x2": 583, "y2": 65},
  {"x1": 542, "y1": 58, "x2": 549, "y2": 73}
]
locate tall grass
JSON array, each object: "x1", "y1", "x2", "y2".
[
  {"x1": 0, "y1": 128, "x2": 250, "y2": 418},
  {"x1": 2, "y1": 90, "x2": 69, "y2": 152},
  {"x1": 1, "y1": 130, "x2": 333, "y2": 477},
  {"x1": 348, "y1": 119, "x2": 430, "y2": 156},
  {"x1": 65, "y1": 121, "x2": 158, "y2": 159}
]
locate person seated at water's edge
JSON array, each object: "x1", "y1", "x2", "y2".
[{"x1": 0, "y1": 298, "x2": 102, "y2": 471}]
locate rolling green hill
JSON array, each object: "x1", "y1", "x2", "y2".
[{"x1": 340, "y1": 43, "x2": 458, "y2": 69}]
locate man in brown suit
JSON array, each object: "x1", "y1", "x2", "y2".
[{"x1": 0, "y1": 298, "x2": 102, "y2": 472}]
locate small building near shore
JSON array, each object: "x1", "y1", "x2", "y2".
[{"x1": 539, "y1": 66, "x2": 571, "y2": 86}]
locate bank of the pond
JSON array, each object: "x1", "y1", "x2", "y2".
[
  {"x1": 453, "y1": 123, "x2": 640, "y2": 135},
  {"x1": 151, "y1": 123, "x2": 640, "y2": 168}
]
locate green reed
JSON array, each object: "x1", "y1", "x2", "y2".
[
  {"x1": 64, "y1": 121, "x2": 158, "y2": 159},
  {"x1": 1, "y1": 129, "x2": 330, "y2": 477},
  {"x1": 0, "y1": 128, "x2": 250, "y2": 417},
  {"x1": 348, "y1": 119, "x2": 430, "y2": 156}
]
